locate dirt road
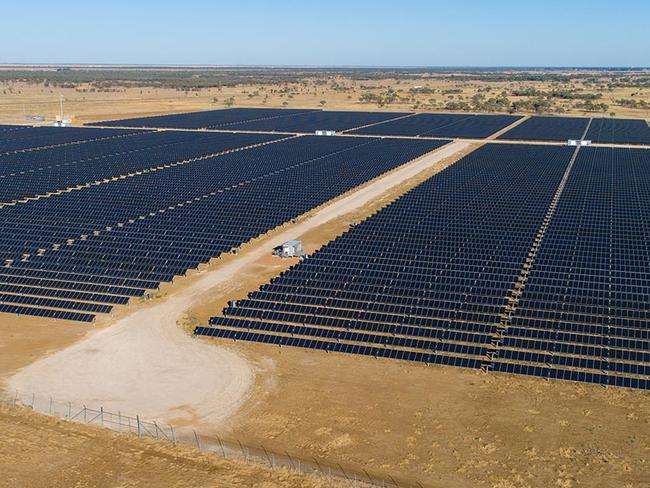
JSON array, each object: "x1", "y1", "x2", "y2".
[{"x1": 4, "y1": 140, "x2": 470, "y2": 426}]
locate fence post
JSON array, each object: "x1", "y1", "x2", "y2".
[
  {"x1": 13, "y1": 390, "x2": 18, "y2": 407},
  {"x1": 261, "y1": 444, "x2": 273, "y2": 467},
  {"x1": 313, "y1": 457, "x2": 324, "y2": 476},
  {"x1": 337, "y1": 463, "x2": 351, "y2": 483},
  {"x1": 216, "y1": 435, "x2": 226, "y2": 458},
  {"x1": 170, "y1": 424, "x2": 176, "y2": 446},
  {"x1": 49, "y1": 396, "x2": 53, "y2": 415},
  {"x1": 137, "y1": 415, "x2": 141, "y2": 436},
  {"x1": 31, "y1": 393, "x2": 35, "y2": 409},
  {"x1": 194, "y1": 430, "x2": 201, "y2": 451},
  {"x1": 118, "y1": 411, "x2": 122, "y2": 431},
  {"x1": 84, "y1": 406, "x2": 87, "y2": 423},
  {"x1": 363, "y1": 469, "x2": 374, "y2": 485},
  {"x1": 68, "y1": 402, "x2": 71, "y2": 419},
  {"x1": 285, "y1": 451, "x2": 296, "y2": 470},
  {"x1": 237, "y1": 440, "x2": 246, "y2": 462},
  {"x1": 100, "y1": 407, "x2": 104, "y2": 427},
  {"x1": 153, "y1": 421, "x2": 159, "y2": 439}
]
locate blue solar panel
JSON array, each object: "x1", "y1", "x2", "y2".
[
  {"x1": 197, "y1": 143, "x2": 575, "y2": 373},
  {"x1": 0, "y1": 133, "x2": 448, "y2": 322},
  {"x1": 87, "y1": 108, "x2": 320, "y2": 130},
  {"x1": 498, "y1": 116, "x2": 590, "y2": 142},
  {"x1": 349, "y1": 113, "x2": 522, "y2": 138}
]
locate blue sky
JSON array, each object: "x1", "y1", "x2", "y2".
[{"x1": 1, "y1": 0, "x2": 648, "y2": 67}]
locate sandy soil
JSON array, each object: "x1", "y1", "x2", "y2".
[
  {"x1": 3, "y1": 141, "x2": 468, "y2": 428},
  {"x1": 0, "y1": 403, "x2": 343, "y2": 488}
]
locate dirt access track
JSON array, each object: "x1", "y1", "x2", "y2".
[{"x1": 3, "y1": 140, "x2": 470, "y2": 426}]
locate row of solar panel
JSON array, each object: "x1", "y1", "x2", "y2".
[
  {"x1": 83, "y1": 108, "x2": 650, "y2": 145},
  {"x1": 0, "y1": 134, "x2": 448, "y2": 321},
  {"x1": 195, "y1": 327, "x2": 649, "y2": 390},
  {"x1": 87, "y1": 108, "x2": 523, "y2": 138},
  {"x1": 0, "y1": 126, "x2": 146, "y2": 154},
  {"x1": 88, "y1": 108, "x2": 409, "y2": 133},
  {"x1": 0, "y1": 130, "x2": 284, "y2": 203},
  {"x1": 197, "y1": 143, "x2": 573, "y2": 361},
  {"x1": 195, "y1": 326, "x2": 483, "y2": 369},
  {"x1": 198, "y1": 143, "x2": 650, "y2": 390},
  {"x1": 87, "y1": 108, "x2": 320, "y2": 130},
  {"x1": 498, "y1": 116, "x2": 650, "y2": 144}
]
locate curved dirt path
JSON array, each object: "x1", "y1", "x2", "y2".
[{"x1": 5, "y1": 140, "x2": 469, "y2": 425}]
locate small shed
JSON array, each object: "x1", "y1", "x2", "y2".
[
  {"x1": 567, "y1": 139, "x2": 592, "y2": 147},
  {"x1": 273, "y1": 239, "x2": 305, "y2": 258}
]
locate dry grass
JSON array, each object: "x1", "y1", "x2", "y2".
[
  {"x1": 0, "y1": 73, "x2": 648, "y2": 125},
  {"x1": 0, "y1": 403, "x2": 344, "y2": 488},
  {"x1": 218, "y1": 342, "x2": 650, "y2": 488}
]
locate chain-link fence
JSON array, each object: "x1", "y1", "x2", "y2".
[{"x1": 3, "y1": 391, "x2": 425, "y2": 488}]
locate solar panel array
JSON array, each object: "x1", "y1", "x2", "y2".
[
  {"x1": 87, "y1": 109, "x2": 524, "y2": 138},
  {"x1": 499, "y1": 115, "x2": 650, "y2": 145},
  {"x1": 218, "y1": 110, "x2": 410, "y2": 133},
  {"x1": 91, "y1": 108, "x2": 409, "y2": 133},
  {"x1": 586, "y1": 118, "x2": 650, "y2": 145},
  {"x1": 87, "y1": 108, "x2": 319, "y2": 130},
  {"x1": 196, "y1": 144, "x2": 576, "y2": 371},
  {"x1": 0, "y1": 130, "x2": 284, "y2": 204},
  {"x1": 490, "y1": 147, "x2": 650, "y2": 389},
  {"x1": 0, "y1": 132, "x2": 448, "y2": 322},
  {"x1": 349, "y1": 113, "x2": 522, "y2": 138},
  {"x1": 1, "y1": 126, "x2": 146, "y2": 154},
  {"x1": 3, "y1": 106, "x2": 649, "y2": 390},
  {"x1": 498, "y1": 116, "x2": 591, "y2": 142}
]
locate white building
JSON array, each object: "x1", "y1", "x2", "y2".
[
  {"x1": 273, "y1": 240, "x2": 305, "y2": 258},
  {"x1": 567, "y1": 139, "x2": 592, "y2": 147}
]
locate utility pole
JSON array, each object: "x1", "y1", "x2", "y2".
[{"x1": 59, "y1": 93, "x2": 65, "y2": 122}]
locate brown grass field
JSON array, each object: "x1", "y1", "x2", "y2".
[
  {"x1": 0, "y1": 68, "x2": 649, "y2": 488},
  {"x1": 0, "y1": 68, "x2": 649, "y2": 125},
  {"x1": 0, "y1": 403, "x2": 344, "y2": 488}
]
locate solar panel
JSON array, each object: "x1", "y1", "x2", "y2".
[
  {"x1": 350, "y1": 113, "x2": 522, "y2": 138},
  {"x1": 0, "y1": 133, "x2": 448, "y2": 322},
  {"x1": 197, "y1": 143, "x2": 575, "y2": 373},
  {"x1": 86, "y1": 108, "x2": 321, "y2": 130},
  {"x1": 489, "y1": 146, "x2": 650, "y2": 389}
]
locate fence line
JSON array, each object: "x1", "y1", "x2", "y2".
[{"x1": 2, "y1": 390, "x2": 425, "y2": 488}]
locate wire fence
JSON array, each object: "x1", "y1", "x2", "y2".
[{"x1": 2, "y1": 390, "x2": 425, "y2": 488}]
